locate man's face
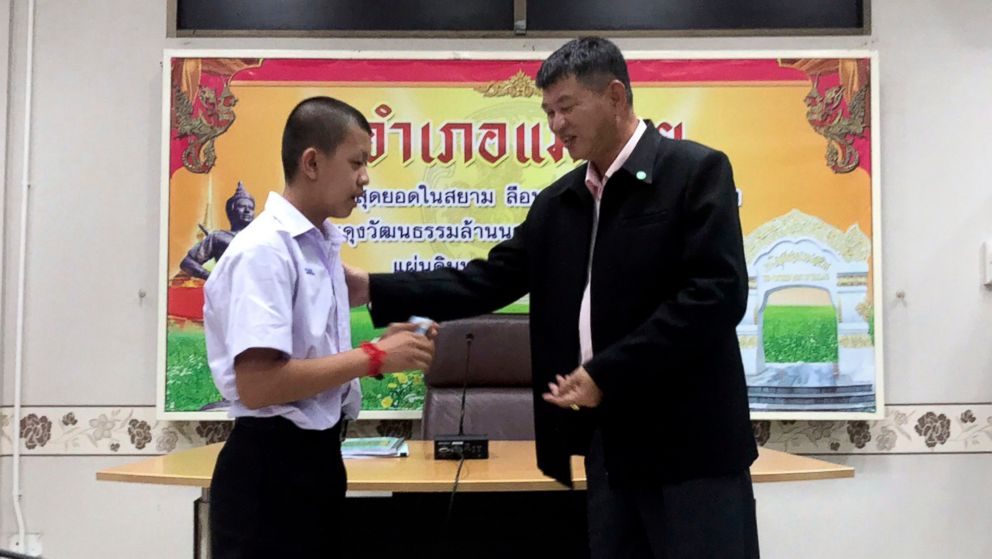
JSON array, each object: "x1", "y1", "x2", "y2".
[
  {"x1": 231, "y1": 199, "x2": 255, "y2": 228},
  {"x1": 541, "y1": 74, "x2": 617, "y2": 165},
  {"x1": 313, "y1": 124, "x2": 372, "y2": 219}
]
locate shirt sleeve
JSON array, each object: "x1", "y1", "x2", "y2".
[{"x1": 223, "y1": 244, "x2": 296, "y2": 363}]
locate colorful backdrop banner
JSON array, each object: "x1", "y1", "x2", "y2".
[{"x1": 158, "y1": 50, "x2": 882, "y2": 421}]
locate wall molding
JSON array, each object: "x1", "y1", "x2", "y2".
[
  {"x1": 2, "y1": 404, "x2": 989, "y2": 456},
  {"x1": 0, "y1": 406, "x2": 415, "y2": 456},
  {"x1": 752, "y1": 403, "x2": 991, "y2": 454}
]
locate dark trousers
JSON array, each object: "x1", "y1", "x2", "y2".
[
  {"x1": 210, "y1": 416, "x2": 346, "y2": 559},
  {"x1": 585, "y1": 431, "x2": 760, "y2": 559}
]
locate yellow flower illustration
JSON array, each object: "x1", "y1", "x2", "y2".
[
  {"x1": 387, "y1": 383, "x2": 397, "y2": 389},
  {"x1": 381, "y1": 396, "x2": 394, "y2": 408},
  {"x1": 395, "y1": 373, "x2": 409, "y2": 384}
]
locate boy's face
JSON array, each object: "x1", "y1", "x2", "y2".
[{"x1": 313, "y1": 124, "x2": 372, "y2": 219}]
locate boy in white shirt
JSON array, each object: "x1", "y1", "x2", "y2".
[{"x1": 204, "y1": 96, "x2": 435, "y2": 558}]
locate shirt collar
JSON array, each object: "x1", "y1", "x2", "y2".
[
  {"x1": 264, "y1": 191, "x2": 343, "y2": 245},
  {"x1": 584, "y1": 119, "x2": 648, "y2": 190},
  {"x1": 559, "y1": 120, "x2": 664, "y2": 200}
]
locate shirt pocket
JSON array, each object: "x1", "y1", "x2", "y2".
[{"x1": 297, "y1": 267, "x2": 336, "y2": 341}]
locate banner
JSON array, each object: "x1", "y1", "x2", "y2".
[{"x1": 159, "y1": 51, "x2": 882, "y2": 420}]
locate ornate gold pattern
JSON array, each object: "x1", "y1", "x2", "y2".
[
  {"x1": 837, "y1": 274, "x2": 868, "y2": 287},
  {"x1": 763, "y1": 273, "x2": 830, "y2": 283},
  {"x1": 856, "y1": 298, "x2": 873, "y2": 322},
  {"x1": 744, "y1": 210, "x2": 870, "y2": 265},
  {"x1": 474, "y1": 70, "x2": 540, "y2": 98},
  {"x1": 804, "y1": 77, "x2": 869, "y2": 174},
  {"x1": 173, "y1": 82, "x2": 238, "y2": 174},
  {"x1": 763, "y1": 251, "x2": 831, "y2": 271},
  {"x1": 838, "y1": 334, "x2": 873, "y2": 348},
  {"x1": 738, "y1": 336, "x2": 758, "y2": 348}
]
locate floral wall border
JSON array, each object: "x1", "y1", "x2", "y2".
[
  {"x1": 751, "y1": 404, "x2": 992, "y2": 454},
  {"x1": 1, "y1": 404, "x2": 989, "y2": 456},
  {"x1": 0, "y1": 406, "x2": 416, "y2": 456}
]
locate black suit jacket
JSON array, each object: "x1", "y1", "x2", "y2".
[{"x1": 369, "y1": 124, "x2": 757, "y2": 487}]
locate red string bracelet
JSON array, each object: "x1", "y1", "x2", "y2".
[{"x1": 359, "y1": 341, "x2": 386, "y2": 379}]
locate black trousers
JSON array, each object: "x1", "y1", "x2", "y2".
[
  {"x1": 210, "y1": 416, "x2": 346, "y2": 559},
  {"x1": 585, "y1": 431, "x2": 760, "y2": 559}
]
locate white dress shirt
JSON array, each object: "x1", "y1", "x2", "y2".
[
  {"x1": 579, "y1": 120, "x2": 648, "y2": 364},
  {"x1": 204, "y1": 192, "x2": 361, "y2": 430}
]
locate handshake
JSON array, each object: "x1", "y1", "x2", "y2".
[{"x1": 362, "y1": 315, "x2": 438, "y2": 379}]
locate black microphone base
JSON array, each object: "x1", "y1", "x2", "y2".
[{"x1": 434, "y1": 434, "x2": 489, "y2": 460}]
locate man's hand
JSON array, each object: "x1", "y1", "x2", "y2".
[
  {"x1": 542, "y1": 366, "x2": 603, "y2": 410},
  {"x1": 343, "y1": 263, "x2": 370, "y2": 308}
]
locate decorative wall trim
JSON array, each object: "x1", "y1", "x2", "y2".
[
  {"x1": 2, "y1": 404, "x2": 988, "y2": 456},
  {"x1": 0, "y1": 406, "x2": 416, "y2": 456},
  {"x1": 755, "y1": 403, "x2": 991, "y2": 454}
]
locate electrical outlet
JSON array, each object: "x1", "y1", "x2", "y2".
[{"x1": 7, "y1": 533, "x2": 42, "y2": 556}]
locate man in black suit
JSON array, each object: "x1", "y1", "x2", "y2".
[{"x1": 349, "y1": 37, "x2": 759, "y2": 558}]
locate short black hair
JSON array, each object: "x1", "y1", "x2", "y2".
[
  {"x1": 536, "y1": 37, "x2": 633, "y2": 106},
  {"x1": 281, "y1": 96, "x2": 372, "y2": 182}
]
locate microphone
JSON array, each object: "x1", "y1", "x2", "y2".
[
  {"x1": 433, "y1": 328, "x2": 488, "y2": 460},
  {"x1": 434, "y1": 331, "x2": 477, "y2": 558},
  {"x1": 457, "y1": 333, "x2": 473, "y2": 436}
]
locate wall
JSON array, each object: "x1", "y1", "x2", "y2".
[{"x1": 1, "y1": 1, "x2": 990, "y2": 557}]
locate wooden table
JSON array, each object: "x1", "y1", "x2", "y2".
[
  {"x1": 97, "y1": 441, "x2": 852, "y2": 558},
  {"x1": 98, "y1": 440, "x2": 852, "y2": 490}
]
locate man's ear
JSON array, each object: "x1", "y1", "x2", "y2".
[
  {"x1": 607, "y1": 79, "x2": 629, "y2": 110},
  {"x1": 300, "y1": 147, "x2": 320, "y2": 181}
]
